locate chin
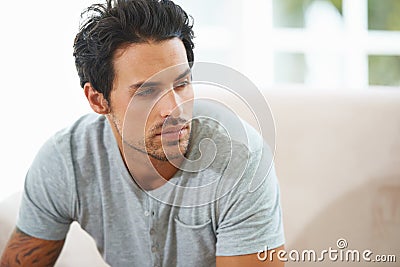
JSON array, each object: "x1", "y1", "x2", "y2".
[{"x1": 149, "y1": 141, "x2": 189, "y2": 162}]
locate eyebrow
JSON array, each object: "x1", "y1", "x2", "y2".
[{"x1": 128, "y1": 67, "x2": 192, "y2": 91}]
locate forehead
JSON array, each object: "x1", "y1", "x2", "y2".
[{"x1": 113, "y1": 38, "x2": 189, "y2": 86}]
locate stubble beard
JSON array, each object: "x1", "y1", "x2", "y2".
[
  {"x1": 109, "y1": 112, "x2": 190, "y2": 162},
  {"x1": 144, "y1": 134, "x2": 190, "y2": 161}
]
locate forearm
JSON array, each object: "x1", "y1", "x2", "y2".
[{"x1": 0, "y1": 228, "x2": 65, "y2": 267}]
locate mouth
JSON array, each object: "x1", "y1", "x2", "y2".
[{"x1": 156, "y1": 125, "x2": 189, "y2": 140}]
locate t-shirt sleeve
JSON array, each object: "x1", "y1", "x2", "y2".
[
  {"x1": 215, "y1": 142, "x2": 285, "y2": 256},
  {"x1": 16, "y1": 136, "x2": 74, "y2": 240}
]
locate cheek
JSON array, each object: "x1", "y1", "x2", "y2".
[
  {"x1": 109, "y1": 88, "x2": 131, "y2": 114},
  {"x1": 181, "y1": 88, "x2": 195, "y2": 113},
  {"x1": 112, "y1": 93, "x2": 146, "y2": 138},
  {"x1": 125, "y1": 111, "x2": 151, "y2": 137}
]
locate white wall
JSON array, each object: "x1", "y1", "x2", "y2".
[{"x1": 0, "y1": 1, "x2": 97, "y2": 201}]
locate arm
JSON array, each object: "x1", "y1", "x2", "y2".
[
  {"x1": 216, "y1": 245, "x2": 285, "y2": 267},
  {"x1": 0, "y1": 227, "x2": 64, "y2": 267}
]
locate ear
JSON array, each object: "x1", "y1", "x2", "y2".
[{"x1": 84, "y1": 83, "x2": 110, "y2": 114}]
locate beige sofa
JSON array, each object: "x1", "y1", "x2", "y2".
[{"x1": 1, "y1": 88, "x2": 399, "y2": 266}]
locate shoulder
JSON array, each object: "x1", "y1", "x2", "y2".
[
  {"x1": 30, "y1": 113, "x2": 112, "y2": 176},
  {"x1": 190, "y1": 114, "x2": 272, "y2": 195},
  {"x1": 48, "y1": 113, "x2": 111, "y2": 157},
  {"x1": 52, "y1": 113, "x2": 108, "y2": 145},
  {"x1": 24, "y1": 113, "x2": 114, "y2": 218},
  {"x1": 192, "y1": 100, "x2": 264, "y2": 154},
  {"x1": 190, "y1": 113, "x2": 266, "y2": 169}
]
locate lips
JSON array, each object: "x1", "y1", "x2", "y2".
[
  {"x1": 160, "y1": 125, "x2": 187, "y2": 135},
  {"x1": 156, "y1": 125, "x2": 189, "y2": 140}
]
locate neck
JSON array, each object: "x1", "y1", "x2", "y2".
[{"x1": 122, "y1": 146, "x2": 182, "y2": 190}]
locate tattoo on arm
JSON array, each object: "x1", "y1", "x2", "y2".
[{"x1": 0, "y1": 228, "x2": 65, "y2": 267}]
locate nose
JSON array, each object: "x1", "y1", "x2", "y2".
[{"x1": 158, "y1": 89, "x2": 183, "y2": 118}]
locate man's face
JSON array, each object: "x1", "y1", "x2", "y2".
[{"x1": 108, "y1": 38, "x2": 194, "y2": 162}]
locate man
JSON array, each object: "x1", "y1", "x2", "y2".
[{"x1": 0, "y1": 0, "x2": 285, "y2": 266}]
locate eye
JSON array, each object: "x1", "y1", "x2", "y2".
[
  {"x1": 174, "y1": 80, "x2": 191, "y2": 90},
  {"x1": 136, "y1": 87, "x2": 156, "y2": 96}
]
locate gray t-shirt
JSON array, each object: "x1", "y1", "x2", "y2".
[{"x1": 17, "y1": 111, "x2": 284, "y2": 267}]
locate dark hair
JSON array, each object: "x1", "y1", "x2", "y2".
[{"x1": 73, "y1": 0, "x2": 195, "y2": 102}]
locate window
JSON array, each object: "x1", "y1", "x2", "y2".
[{"x1": 176, "y1": 0, "x2": 400, "y2": 89}]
